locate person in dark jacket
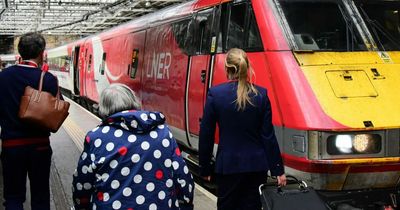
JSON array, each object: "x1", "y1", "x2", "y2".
[
  {"x1": 72, "y1": 84, "x2": 194, "y2": 210},
  {"x1": 199, "y1": 48, "x2": 287, "y2": 210},
  {"x1": 0, "y1": 33, "x2": 59, "y2": 210}
]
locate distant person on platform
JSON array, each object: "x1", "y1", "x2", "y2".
[
  {"x1": 199, "y1": 48, "x2": 287, "y2": 210},
  {"x1": 72, "y1": 84, "x2": 194, "y2": 210},
  {"x1": 0, "y1": 32, "x2": 60, "y2": 210},
  {"x1": 41, "y1": 57, "x2": 49, "y2": 72}
]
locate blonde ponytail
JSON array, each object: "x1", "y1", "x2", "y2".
[{"x1": 225, "y1": 48, "x2": 258, "y2": 111}]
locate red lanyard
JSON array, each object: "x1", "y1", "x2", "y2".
[{"x1": 20, "y1": 60, "x2": 38, "y2": 68}]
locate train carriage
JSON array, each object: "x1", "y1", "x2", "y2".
[{"x1": 42, "y1": 0, "x2": 400, "y2": 208}]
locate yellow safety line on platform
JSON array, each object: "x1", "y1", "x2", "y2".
[{"x1": 62, "y1": 117, "x2": 85, "y2": 152}]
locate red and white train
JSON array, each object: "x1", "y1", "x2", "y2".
[{"x1": 3, "y1": 0, "x2": 400, "y2": 208}]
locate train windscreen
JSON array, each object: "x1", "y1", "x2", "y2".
[
  {"x1": 279, "y1": 1, "x2": 366, "y2": 51},
  {"x1": 355, "y1": 1, "x2": 400, "y2": 51}
]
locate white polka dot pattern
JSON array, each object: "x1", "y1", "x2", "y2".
[
  {"x1": 153, "y1": 150, "x2": 161, "y2": 159},
  {"x1": 101, "y1": 173, "x2": 109, "y2": 182},
  {"x1": 146, "y1": 182, "x2": 155, "y2": 192},
  {"x1": 158, "y1": 191, "x2": 166, "y2": 200},
  {"x1": 76, "y1": 183, "x2": 83, "y2": 190},
  {"x1": 150, "y1": 131, "x2": 158, "y2": 139},
  {"x1": 123, "y1": 187, "x2": 132, "y2": 197},
  {"x1": 94, "y1": 139, "x2": 102, "y2": 147},
  {"x1": 131, "y1": 154, "x2": 140, "y2": 163},
  {"x1": 166, "y1": 179, "x2": 173, "y2": 188},
  {"x1": 113, "y1": 200, "x2": 121, "y2": 209},
  {"x1": 109, "y1": 160, "x2": 118, "y2": 169},
  {"x1": 111, "y1": 180, "x2": 120, "y2": 189},
  {"x1": 121, "y1": 167, "x2": 130, "y2": 176},
  {"x1": 162, "y1": 139, "x2": 170, "y2": 147},
  {"x1": 114, "y1": 129, "x2": 123, "y2": 137},
  {"x1": 103, "y1": 193, "x2": 110, "y2": 202},
  {"x1": 136, "y1": 195, "x2": 145, "y2": 205},
  {"x1": 102, "y1": 126, "x2": 110, "y2": 133},
  {"x1": 81, "y1": 166, "x2": 88, "y2": 174},
  {"x1": 141, "y1": 141, "x2": 150, "y2": 150},
  {"x1": 90, "y1": 154, "x2": 96, "y2": 161},
  {"x1": 98, "y1": 157, "x2": 105, "y2": 163},
  {"x1": 149, "y1": 203, "x2": 157, "y2": 210},
  {"x1": 83, "y1": 183, "x2": 92, "y2": 190},
  {"x1": 120, "y1": 122, "x2": 129, "y2": 130},
  {"x1": 164, "y1": 159, "x2": 172, "y2": 168},
  {"x1": 140, "y1": 113, "x2": 148, "y2": 121},
  {"x1": 106, "y1": 143, "x2": 115, "y2": 151},
  {"x1": 150, "y1": 113, "x2": 157, "y2": 120},
  {"x1": 144, "y1": 162, "x2": 152, "y2": 171},
  {"x1": 133, "y1": 175, "x2": 142, "y2": 184},
  {"x1": 81, "y1": 152, "x2": 87, "y2": 160},
  {"x1": 127, "y1": 135, "x2": 137, "y2": 142},
  {"x1": 172, "y1": 161, "x2": 179, "y2": 170},
  {"x1": 131, "y1": 120, "x2": 138, "y2": 128}
]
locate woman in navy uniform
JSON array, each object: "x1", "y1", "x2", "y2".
[{"x1": 199, "y1": 48, "x2": 287, "y2": 210}]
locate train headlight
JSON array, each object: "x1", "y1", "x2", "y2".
[
  {"x1": 335, "y1": 135, "x2": 352, "y2": 153},
  {"x1": 327, "y1": 134, "x2": 381, "y2": 155}
]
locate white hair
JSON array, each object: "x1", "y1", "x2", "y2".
[{"x1": 99, "y1": 84, "x2": 141, "y2": 118}]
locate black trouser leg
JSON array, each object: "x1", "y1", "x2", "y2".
[
  {"x1": 216, "y1": 172, "x2": 268, "y2": 210},
  {"x1": 28, "y1": 145, "x2": 52, "y2": 210},
  {"x1": 1, "y1": 147, "x2": 28, "y2": 210}
]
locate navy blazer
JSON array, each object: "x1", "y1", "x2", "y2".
[{"x1": 199, "y1": 82, "x2": 284, "y2": 176}]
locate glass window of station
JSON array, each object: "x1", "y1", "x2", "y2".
[
  {"x1": 354, "y1": 0, "x2": 400, "y2": 51},
  {"x1": 278, "y1": 0, "x2": 367, "y2": 51}
]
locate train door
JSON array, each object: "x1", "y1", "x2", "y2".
[
  {"x1": 81, "y1": 41, "x2": 93, "y2": 98},
  {"x1": 186, "y1": 7, "x2": 218, "y2": 149},
  {"x1": 72, "y1": 46, "x2": 80, "y2": 95}
]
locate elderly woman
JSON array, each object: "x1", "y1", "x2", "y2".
[{"x1": 72, "y1": 84, "x2": 194, "y2": 210}]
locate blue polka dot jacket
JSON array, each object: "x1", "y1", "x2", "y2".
[{"x1": 72, "y1": 110, "x2": 194, "y2": 210}]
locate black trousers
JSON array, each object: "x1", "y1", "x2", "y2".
[
  {"x1": 1, "y1": 144, "x2": 52, "y2": 210},
  {"x1": 216, "y1": 171, "x2": 268, "y2": 210}
]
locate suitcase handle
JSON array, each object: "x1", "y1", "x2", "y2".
[{"x1": 259, "y1": 175, "x2": 308, "y2": 195}]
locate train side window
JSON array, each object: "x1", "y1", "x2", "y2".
[
  {"x1": 100, "y1": 53, "x2": 106, "y2": 75},
  {"x1": 130, "y1": 49, "x2": 139, "y2": 79},
  {"x1": 88, "y1": 55, "x2": 92, "y2": 72},
  {"x1": 246, "y1": 6, "x2": 263, "y2": 50},
  {"x1": 217, "y1": 3, "x2": 263, "y2": 52},
  {"x1": 172, "y1": 18, "x2": 195, "y2": 55},
  {"x1": 194, "y1": 8, "x2": 214, "y2": 55},
  {"x1": 227, "y1": 3, "x2": 247, "y2": 49}
]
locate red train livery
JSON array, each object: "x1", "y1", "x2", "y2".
[{"x1": 4, "y1": 0, "x2": 400, "y2": 208}]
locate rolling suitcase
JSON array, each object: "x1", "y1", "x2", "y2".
[{"x1": 259, "y1": 175, "x2": 328, "y2": 210}]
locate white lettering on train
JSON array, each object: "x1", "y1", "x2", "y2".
[{"x1": 146, "y1": 51, "x2": 171, "y2": 80}]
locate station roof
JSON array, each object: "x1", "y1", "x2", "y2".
[{"x1": 0, "y1": 0, "x2": 186, "y2": 36}]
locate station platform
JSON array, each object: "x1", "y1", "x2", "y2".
[{"x1": 0, "y1": 97, "x2": 217, "y2": 210}]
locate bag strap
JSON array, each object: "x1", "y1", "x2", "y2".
[
  {"x1": 38, "y1": 71, "x2": 45, "y2": 92},
  {"x1": 54, "y1": 75, "x2": 61, "y2": 100},
  {"x1": 38, "y1": 71, "x2": 61, "y2": 100}
]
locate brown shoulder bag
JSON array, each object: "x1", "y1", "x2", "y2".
[{"x1": 19, "y1": 71, "x2": 70, "y2": 133}]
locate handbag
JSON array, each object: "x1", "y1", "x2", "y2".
[
  {"x1": 259, "y1": 175, "x2": 328, "y2": 210},
  {"x1": 19, "y1": 71, "x2": 70, "y2": 133}
]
